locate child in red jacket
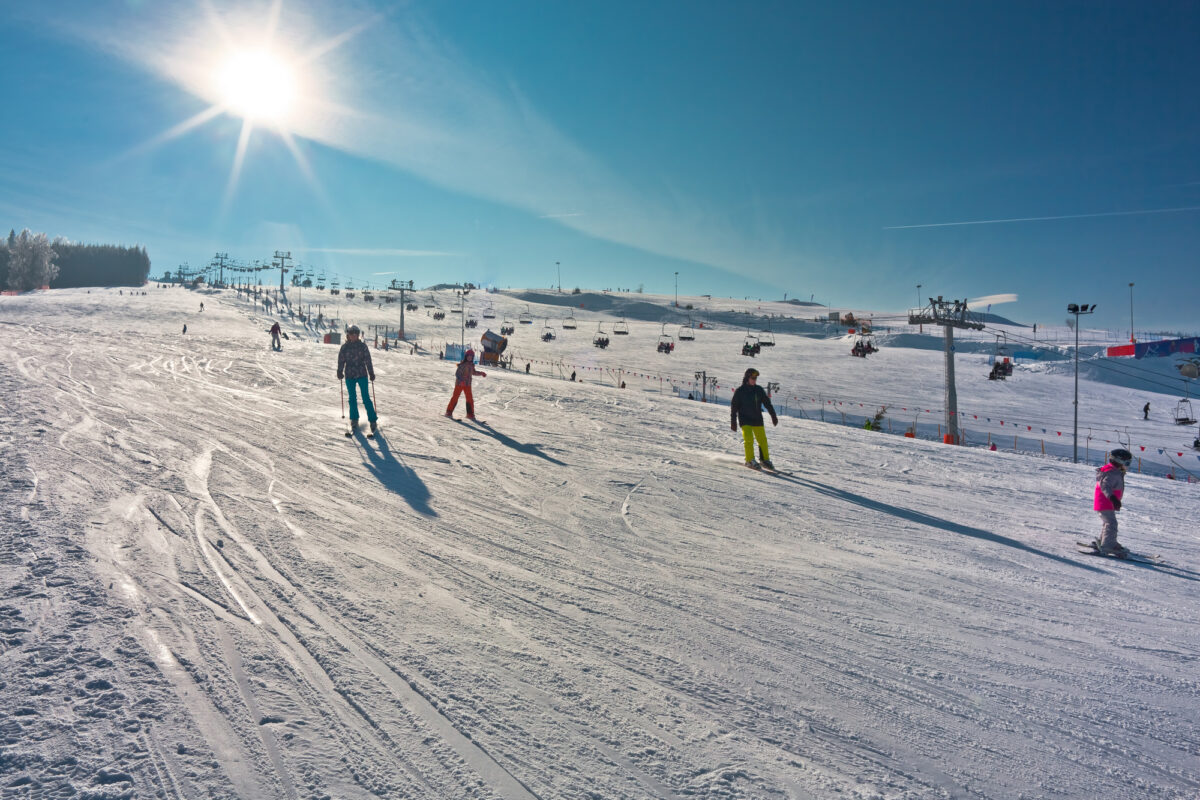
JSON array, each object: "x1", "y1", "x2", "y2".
[{"x1": 445, "y1": 349, "x2": 487, "y2": 420}]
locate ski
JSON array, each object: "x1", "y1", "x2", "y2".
[{"x1": 1075, "y1": 542, "x2": 1162, "y2": 565}]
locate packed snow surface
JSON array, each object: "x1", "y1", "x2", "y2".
[{"x1": 2, "y1": 286, "x2": 1199, "y2": 799}]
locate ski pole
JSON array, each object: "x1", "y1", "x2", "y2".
[
  {"x1": 370, "y1": 380, "x2": 378, "y2": 414},
  {"x1": 340, "y1": 379, "x2": 345, "y2": 419}
]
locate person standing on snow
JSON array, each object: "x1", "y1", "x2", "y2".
[
  {"x1": 270, "y1": 321, "x2": 282, "y2": 351},
  {"x1": 337, "y1": 325, "x2": 378, "y2": 433},
  {"x1": 731, "y1": 367, "x2": 778, "y2": 470},
  {"x1": 445, "y1": 349, "x2": 487, "y2": 420},
  {"x1": 1092, "y1": 448, "x2": 1132, "y2": 557},
  {"x1": 1143, "y1": 402, "x2": 1150, "y2": 420}
]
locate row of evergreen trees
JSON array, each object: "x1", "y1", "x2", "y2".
[{"x1": 0, "y1": 229, "x2": 151, "y2": 291}]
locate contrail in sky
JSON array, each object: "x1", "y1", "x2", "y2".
[{"x1": 884, "y1": 205, "x2": 1200, "y2": 230}]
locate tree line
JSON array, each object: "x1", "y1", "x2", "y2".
[{"x1": 0, "y1": 229, "x2": 150, "y2": 291}]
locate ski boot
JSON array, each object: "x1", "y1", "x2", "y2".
[
  {"x1": 369, "y1": 420, "x2": 378, "y2": 433},
  {"x1": 761, "y1": 459, "x2": 775, "y2": 471},
  {"x1": 745, "y1": 460, "x2": 762, "y2": 471}
]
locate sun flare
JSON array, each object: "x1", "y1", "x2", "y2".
[{"x1": 215, "y1": 49, "x2": 298, "y2": 126}]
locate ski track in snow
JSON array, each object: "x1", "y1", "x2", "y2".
[{"x1": 0, "y1": 286, "x2": 1198, "y2": 799}]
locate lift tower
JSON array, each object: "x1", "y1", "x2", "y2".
[{"x1": 909, "y1": 297, "x2": 984, "y2": 444}]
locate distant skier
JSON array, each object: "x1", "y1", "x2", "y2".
[
  {"x1": 731, "y1": 367, "x2": 778, "y2": 470},
  {"x1": 182, "y1": 323, "x2": 187, "y2": 334},
  {"x1": 445, "y1": 349, "x2": 486, "y2": 420},
  {"x1": 270, "y1": 321, "x2": 282, "y2": 350},
  {"x1": 1092, "y1": 448, "x2": 1132, "y2": 557},
  {"x1": 1143, "y1": 402, "x2": 1150, "y2": 420},
  {"x1": 199, "y1": 302, "x2": 204, "y2": 312},
  {"x1": 337, "y1": 325, "x2": 378, "y2": 433}
]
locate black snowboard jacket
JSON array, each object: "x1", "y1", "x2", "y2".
[{"x1": 730, "y1": 382, "x2": 777, "y2": 428}]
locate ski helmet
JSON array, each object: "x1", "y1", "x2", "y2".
[
  {"x1": 346, "y1": 325, "x2": 361, "y2": 335},
  {"x1": 1109, "y1": 448, "x2": 1133, "y2": 467},
  {"x1": 744, "y1": 368, "x2": 760, "y2": 381}
]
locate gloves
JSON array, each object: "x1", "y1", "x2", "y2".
[
  {"x1": 369, "y1": 373, "x2": 375, "y2": 381},
  {"x1": 479, "y1": 371, "x2": 487, "y2": 377},
  {"x1": 731, "y1": 423, "x2": 737, "y2": 432},
  {"x1": 337, "y1": 373, "x2": 343, "y2": 381},
  {"x1": 771, "y1": 416, "x2": 779, "y2": 427},
  {"x1": 1112, "y1": 498, "x2": 1122, "y2": 511}
]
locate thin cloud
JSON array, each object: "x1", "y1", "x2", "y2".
[
  {"x1": 297, "y1": 248, "x2": 459, "y2": 257},
  {"x1": 884, "y1": 205, "x2": 1200, "y2": 230},
  {"x1": 539, "y1": 212, "x2": 584, "y2": 219}
]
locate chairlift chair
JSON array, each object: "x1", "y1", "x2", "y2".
[
  {"x1": 465, "y1": 316, "x2": 479, "y2": 329},
  {"x1": 1174, "y1": 398, "x2": 1197, "y2": 425},
  {"x1": 613, "y1": 318, "x2": 630, "y2": 335},
  {"x1": 742, "y1": 334, "x2": 760, "y2": 357},
  {"x1": 499, "y1": 320, "x2": 515, "y2": 335},
  {"x1": 519, "y1": 306, "x2": 534, "y2": 325},
  {"x1": 563, "y1": 315, "x2": 578, "y2": 330},
  {"x1": 540, "y1": 320, "x2": 557, "y2": 342},
  {"x1": 656, "y1": 324, "x2": 675, "y2": 353},
  {"x1": 406, "y1": 302, "x2": 418, "y2": 311},
  {"x1": 759, "y1": 330, "x2": 776, "y2": 346},
  {"x1": 678, "y1": 323, "x2": 695, "y2": 341},
  {"x1": 592, "y1": 324, "x2": 610, "y2": 349},
  {"x1": 424, "y1": 294, "x2": 436, "y2": 308},
  {"x1": 330, "y1": 280, "x2": 340, "y2": 296},
  {"x1": 482, "y1": 306, "x2": 497, "y2": 319}
]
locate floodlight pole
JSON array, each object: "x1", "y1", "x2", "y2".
[
  {"x1": 909, "y1": 297, "x2": 983, "y2": 445},
  {"x1": 556, "y1": 261, "x2": 561, "y2": 294},
  {"x1": 1128, "y1": 282, "x2": 1135, "y2": 344},
  {"x1": 1069, "y1": 303, "x2": 1095, "y2": 463},
  {"x1": 674, "y1": 271, "x2": 679, "y2": 308}
]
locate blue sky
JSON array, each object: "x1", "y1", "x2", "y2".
[{"x1": 2, "y1": 0, "x2": 1198, "y2": 329}]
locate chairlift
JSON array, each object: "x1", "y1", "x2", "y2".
[
  {"x1": 406, "y1": 302, "x2": 418, "y2": 311},
  {"x1": 424, "y1": 294, "x2": 436, "y2": 308},
  {"x1": 499, "y1": 320, "x2": 515, "y2": 335},
  {"x1": 482, "y1": 305, "x2": 497, "y2": 319},
  {"x1": 850, "y1": 332, "x2": 877, "y2": 358},
  {"x1": 655, "y1": 323, "x2": 675, "y2": 353},
  {"x1": 465, "y1": 316, "x2": 479, "y2": 329},
  {"x1": 742, "y1": 334, "x2": 760, "y2": 357},
  {"x1": 330, "y1": 280, "x2": 341, "y2": 296},
  {"x1": 519, "y1": 306, "x2": 534, "y2": 324},
  {"x1": 678, "y1": 322, "x2": 695, "y2": 341},
  {"x1": 563, "y1": 315, "x2": 578, "y2": 330},
  {"x1": 613, "y1": 318, "x2": 630, "y2": 335},
  {"x1": 432, "y1": 310, "x2": 446, "y2": 321},
  {"x1": 592, "y1": 324, "x2": 610, "y2": 349},
  {"x1": 1174, "y1": 398, "x2": 1197, "y2": 425},
  {"x1": 758, "y1": 321, "x2": 776, "y2": 347},
  {"x1": 541, "y1": 320, "x2": 557, "y2": 342}
]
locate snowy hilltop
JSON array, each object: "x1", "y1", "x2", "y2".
[{"x1": 2, "y1": 285, "x2": 1199, "y2": 799}]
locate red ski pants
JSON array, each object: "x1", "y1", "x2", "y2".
[{"x1": 446, "y1": 385, "x2": 474, "y2": 417}]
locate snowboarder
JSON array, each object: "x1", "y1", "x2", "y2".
[
  {"x1": 731, "y1": 367, "x2": 778, "y2": 470},
  {"x1": 1143, "y1": 402, "x2": 1150, "y2": 420},
  {"x1": 270, "y1": 321, "x2": 282, "y2": 350},
  {"x1": 445, "y1": 349, "x2": 487, "y2": 420},
  {"x1": 337, "y1": 325, "x2": 378, "y2": 433},
  {"x1": 1092, "y1": 448, "x2": 1132, "y2": 557}
]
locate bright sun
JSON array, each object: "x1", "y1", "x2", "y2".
[{"x1": 215, "y1": 49, "x2": 298, "y2": 126}]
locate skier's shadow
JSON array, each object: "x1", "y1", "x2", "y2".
[
  {"x1": 354, "y1": 431, "x2": 436, "y2": 516},
  {"x1": 467, "y1": 424, "x2": 566, "y2": 466},
  {"x1": 778, "y1": 474, "x2": 1107, "y2": 574}
]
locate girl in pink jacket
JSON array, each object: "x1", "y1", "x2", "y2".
[
  {"x1": 445, "y1": 349, "x2": 487, "y2": 420},
  {"x1": 1092, "y1": 448, "x2": 1132, "y2": 556}
]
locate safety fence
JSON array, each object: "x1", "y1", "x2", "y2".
[{"x1": 498, "y1": 353, "x2": 1200, "y2": 483}]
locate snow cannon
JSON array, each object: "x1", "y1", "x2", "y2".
[
  {"x1": 479, "y1": 329, "x2": 510, "y2": 368},
  {"x1": 480, "y1": 329, "x2": 508, "y2": 355}
]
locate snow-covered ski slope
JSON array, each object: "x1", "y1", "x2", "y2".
[{"x1": 2, "y1": 286, "x2": 1199, "y2": 800}]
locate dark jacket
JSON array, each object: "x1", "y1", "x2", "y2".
[
  {"x1": 337, "y1": 340, "x2": 375, "y2": 380},
  {"x1": 455, "y1": 360, "x2": 485, "y2": 387},
  {"x1": 731, "y1": 382, "x2": 777, "y2": 428}
]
